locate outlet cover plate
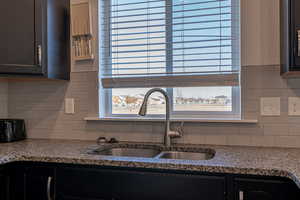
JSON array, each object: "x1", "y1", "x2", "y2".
[
  {"x1": 260, "y1": 97, "x2": 280, "y2": 116},
  {"x1": 288, "y1": 97, "x2": 300, "y2": 116},
  {"x1": 65, "y1": 98, "x2": 75, "y2": 114}
]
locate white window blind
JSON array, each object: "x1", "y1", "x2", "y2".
[{"x1": 101, "y1": 0, "x2": 240, "y2": 88}]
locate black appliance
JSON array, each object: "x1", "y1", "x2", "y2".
[{"x1": 0, "y1": 119, "x2": 26, "y2": 142}]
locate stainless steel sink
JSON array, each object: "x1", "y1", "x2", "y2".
[
  {"x1": 158, "y1": 151, "x2": 215, "y2": 161},
  {"x1": 90, "y1": 147, "x2": 161, "y2": 158},
  {"x1": 87, "y1": 144, "x2": 215, "y2": 160}
]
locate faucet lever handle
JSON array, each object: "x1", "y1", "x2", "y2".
[
  {"x1": 169, "y1": 122, "x2": 184, "y2": 138},
  {"x1": 176, "y1": 121, "x2": 184, "y2": 137},
  {"x1": 168, "y1": 131, "x2": 181, "y2": 138}
]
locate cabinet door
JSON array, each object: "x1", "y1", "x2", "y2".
[
  {"x1": 56, "y1": 167, "x2": 226, "y2": 200},
  {"x1": 8, "y1": 165, "x2": 25, "y2": 200},
  {"x1": 291, "y1": 0, "x2": 300, "y2": 68},
  {"x1": 0, "y1": 0, "x2": 43, "y2": 74},
  {"x1": 0, "y1": 170, "x2": 9, "y2": 200},
  {"x1": 234, "y1": 178, "x2": 287, "y2": 200},
  {"x1": 8, "y1": 164, "x2": 55, "y2": 200},
  {"x1": 56, "y1": 167, "x2": 126, "y2": 200},
  {"x1": 24, "y1": 166, "x2": 55, "y2": 200}
]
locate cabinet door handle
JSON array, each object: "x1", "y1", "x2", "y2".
[
  {"x1": 239, "y1": 190, "x2": 244, "y2": 200},
  {"x1": 47, "y1": 176, "x2": 53, "y2": 200},
  {"x1": 37, "y1": 45, "x2": 42, "y2": 66}
]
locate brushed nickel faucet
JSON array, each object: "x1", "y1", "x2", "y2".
[{"x1": 138, "y1": 88, "x2": 183, "y2": 147}]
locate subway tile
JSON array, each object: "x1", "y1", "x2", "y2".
[
  {"x1": 251, "y1": 136, "x2": 275, "y2": 147},
  {"x1": 243, "y1": 111, "x2": 259, "y2": 121},
  {"x1": 243, "y1": 89, "x2": 261, "y2": 100},
  {"x1": 244, "y1": 99, "x2": 259, "y2": 113},
  {"x1": 287, "y1": 79, "x2": 300, "y2": 89},
  {"x1": 261, "y1": 69, "x2": 287, "y2": 89},
  {"x1": 226, "y1": 135, "x2": 252, "y2": 146},
  {"x1": 288, "y1": 124, "x2": 300, "y2": 136},
  {"x1": 274, "y1": 136, "x2": 300, "y2": 148},
  {"x1": 239, "y1": 124, "x2": 264, "y2": 135},
  {"x1": 205, "y1": 135, "x2": 227, "y2": 145},
  {"x1": 181, "y1": 134, "x2": 206, "y2": 145},
  {"x1": 263, "y1": 124, "x2": 289, "y2": 136}
]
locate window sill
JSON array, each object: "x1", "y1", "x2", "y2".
[{"x1": 84, "y1": 117, "x2": 258, "y2": 124}]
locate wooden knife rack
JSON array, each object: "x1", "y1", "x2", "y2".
[{"x1": 71, "y1": 2, "x2": 94, "y2": 61}]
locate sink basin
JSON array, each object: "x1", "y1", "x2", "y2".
[
  {"x1": 158, "y1": 151, "x2": 215, "y2": 161},
  {"x1": 87, "y1": 144, "x2": 215, "y2": 161},
  {"x1": 90, "y1": 147, "x2": 161, "y2": 158}
]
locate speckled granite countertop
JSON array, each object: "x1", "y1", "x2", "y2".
[{"x1": 1, "y1": 139, "x2": 300, "y2": 188}]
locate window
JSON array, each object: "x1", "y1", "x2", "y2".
[{"x1": 99, "y1": 0, "x2": 240, "y2": 119}]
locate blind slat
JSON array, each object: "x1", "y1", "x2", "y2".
[
  {"x1": 111, "y1": 24, "x2": 165, "y2": 31},
  {"x1": 111, "y1": 5, "x2": 230, "y2": 14},
  {"x1": 173, "y1": 12, "x2": 231, "y2": 20},
  {"x1": 110, "y1": 39, "x2": 232, "y2": 48},
  {"x1": 111, "y1": 0, "x2": 227, "y2": 7},
  {"x1": 173, "y1": 6, "x2": 231, "y2": 14},
  {"x1": 110, "y1": 26, "x2": 231, "y2": 37},
  {"x1": 111, "y1": 18, "x2": 164, "y2": 25},
  {"x1": 108, "y1": 12, "x2": 231, "y2": 20},
  {"x1": 111, "y1": 45, "x2": 231, "y2": 54},
  {"x1": 112, "y1": 52, "x2": 232, "y2": 60},
  {"x1": 111, "y1": 12, "x2": 165, "y2": 19},
  {"x1": 173, "y1": 0, "x2": 228, "y2": 7},
  {"x1": 112, "y1": 5, "x2": 165, "y2": 13},
  {"x1": 111, "y1": 58, "x2": 231, "y2": 65},
  {"x1": 173, "y1": 26, "x2": 231, "y2": 32},
  {"x1": 106, "y1": 65, "x2": 233, "y2": 72},
  {"x1": 111, "y1": 0, "x2": 164, "y2": 7},
  {"x1": 108, "y1": 19, "x2": 231, "y2": 30},
  {"x1": 111, "y1": 30, "x2": 165, "y2": 37}
]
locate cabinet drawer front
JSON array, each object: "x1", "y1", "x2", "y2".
[
  {"x1": 56, "y1": 167, "x2": 226, "y2": 200},
  {"x1": 234, "y1": 178, "x2": 287, "y2": 200}
]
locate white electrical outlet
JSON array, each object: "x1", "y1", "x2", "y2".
[
  {"x1": 260, "y1": 97, "x2": 280, "y2": 116},
  {"x1": 288, "y1": 97, "x2": 300, "y2": 116},
  {"x1": 65, "y1": 98, "x2": 75, "y2": 114}
]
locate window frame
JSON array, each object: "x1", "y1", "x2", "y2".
[{"x1": 99, "y1": 0, "x2": 241, "y2": 119}]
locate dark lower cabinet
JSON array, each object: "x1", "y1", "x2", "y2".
[
  {"x1": 24, "y1": 166, "x2": 55, "y2": 200},
  {"x1": 2, "y1": 162, "x2": 300, "y2": 200},
  {"x1": 233, "y1": 176, "x2": 300, "y2": 200},
  {"x1": 56, "y1": 167, "x2": 225, "y2": 200},
  {"x1": 8, "y1": 163, "x2": 55, "y2": 200},
  {"x1": 234, "y1": 178, "x2": 285, "y2": 200},
  {"x1": 0, "y1": 167, "x2": 9, "y2": 200}
]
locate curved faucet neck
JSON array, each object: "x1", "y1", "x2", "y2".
[
  {"x1": 141, "y1": 88, "x2": 170, "y2": 120},
  {"x1": 138, "y1": 88, "x2": 171, "y2": 147}
]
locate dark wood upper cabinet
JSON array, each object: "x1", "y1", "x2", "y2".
[
  {"x1": 281, "y1": 0, "x2": 300, "y2": 77},
  {"x1": 0, "y1": 0, "x2": 70, "y2": 80}
]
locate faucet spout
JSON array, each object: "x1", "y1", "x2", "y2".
[{"x1": 138, "y1": 88, "x2": 179, "y2": 147}]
